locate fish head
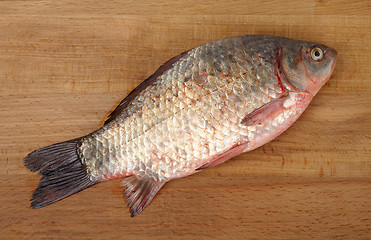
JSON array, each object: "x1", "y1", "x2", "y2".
[{"x1": 280, "y1": 40, "x2": 337, "y2": 96}]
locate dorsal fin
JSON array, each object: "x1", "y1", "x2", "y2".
[{"x1": 104, "y1": 50, "x2": 190, "y2": 125}]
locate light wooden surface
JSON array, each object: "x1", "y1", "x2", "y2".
[{"x1": 1, "y1": 1, "x2": 370, "y2": 239}]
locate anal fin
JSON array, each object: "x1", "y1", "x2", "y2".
[{"x1": 121, "y1": 176, "x2": 166, "y2": 217}]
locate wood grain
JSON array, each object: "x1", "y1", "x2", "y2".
[
  {"x1": 0, "y1": 0, "x2": 369, "y2": 16},
  {"x1": 0, "y1": 1, "x2": 370, "y2": 239}
]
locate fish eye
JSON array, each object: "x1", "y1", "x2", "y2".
[{"x1": 310, "y1": 47, "x2": 324, "y2": 61}]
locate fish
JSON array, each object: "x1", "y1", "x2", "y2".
[{"x1": 25, "y1": 35, "x2": 337, "y2": 217}]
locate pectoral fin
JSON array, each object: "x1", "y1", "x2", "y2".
[
  {"x1": 241, "y1": 93, "x2": 289, "y2": 126},
  {"x1": 121, "y1": 176, "x2": 166, "y2": 217}
]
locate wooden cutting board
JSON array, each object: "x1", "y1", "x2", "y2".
[{"x1": 0, "y1": 1, "x2": 370, "y2": 239}]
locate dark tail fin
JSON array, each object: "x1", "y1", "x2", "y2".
[{"x1": 25, "y1": 138, "x2": 96, "y2": 208}]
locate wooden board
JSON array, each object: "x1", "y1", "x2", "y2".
[{"x1": 0, "y1": 1, "x2": 370, "y2": 239}]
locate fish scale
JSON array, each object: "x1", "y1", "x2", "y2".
[
  {"x1": 25, "y1": 35, "x2": 337, "y2": 216},
  {"x1": 79, "y1": 36, "x2": 284, "y2": 182}
]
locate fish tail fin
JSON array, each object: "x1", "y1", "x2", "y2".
[{"x1": 24, "y1": 137, "x2": 96, "y2": 208}]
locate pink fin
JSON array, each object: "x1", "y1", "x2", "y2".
[
  {"x1": 241, "y1": 93, "x2": 289, "y2": 126},
  {"x1": 196, "y1": 143, "x2": 247, "y2": 170},
  {"x1": 121, "y1": 176, "x2": 166, "y2": 217}
]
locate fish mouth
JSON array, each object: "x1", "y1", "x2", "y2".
[
  {"x1": 329, "y1": 49, "x2": 338, "y2": 75},
  {"x1": 320, "y1": 48, "x2": 338, "y2": 85}
]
